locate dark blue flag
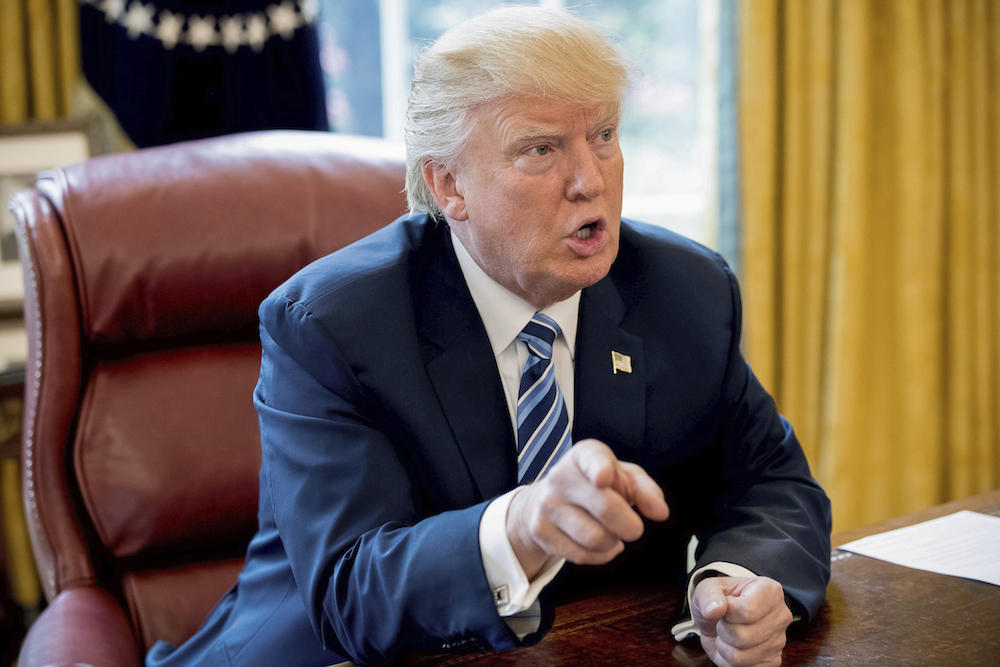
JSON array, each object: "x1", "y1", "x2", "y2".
[{"x1": 80, "y1": 0, "x2": 330, "y2": 148}]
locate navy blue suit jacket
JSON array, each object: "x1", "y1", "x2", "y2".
[{"x1": 148, "y1": 214, "x2": 831, "y2": 666}]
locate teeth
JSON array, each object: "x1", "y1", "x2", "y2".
[{"x1": 576, "y1": 226, "x2": 593, "y2": 240}]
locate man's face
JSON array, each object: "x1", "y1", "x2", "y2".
[{"x1": 441, "y1": 96, "x2": 624, "y2": 308}]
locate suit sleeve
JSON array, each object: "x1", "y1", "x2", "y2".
[
  {"x1": 691, "y1": 258, "x2": 832, "y2": 621},
  {"x1": 254, "y1": 295, "x2": 527, "y2": 663}
]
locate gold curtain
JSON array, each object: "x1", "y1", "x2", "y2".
[
  {"x1": 0, "y1": 0, "x2": 79, "y2": 124},
  {"x1": 740, "y1": 0, "x2": 1000, "y2": 531}
]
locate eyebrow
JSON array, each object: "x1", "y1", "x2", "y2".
[
  {"x1": 510, "y1": 127, "x2": 563, "y2": 144},
  {"x1": 507, "y1": 112, "x2": 620, "y2": 146},
  {"x1": 590, "y1": 109, "x2": 621, "y2": 132}
]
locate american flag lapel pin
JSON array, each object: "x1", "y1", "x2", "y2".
[{"x1": 611, "y1": 350, "x2": 632, "y2": 374}]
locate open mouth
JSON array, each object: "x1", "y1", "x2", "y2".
[{"x1": 575, "y1": 220, "x2": 601, "y2": 240}]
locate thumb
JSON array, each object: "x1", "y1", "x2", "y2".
[{"x1": 691, "y1": 578, "x2": 729, "y2": 638}]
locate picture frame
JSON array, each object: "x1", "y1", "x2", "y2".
[
  {"x1": 0, "y1": 118, "x2": 100, "y2": 314},
  {"x1": 0, "y1": 118, "x2": 102, "y2": 373}
]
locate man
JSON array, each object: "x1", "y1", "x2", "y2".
[{"x1": 148, "y1": 7, "x2": 830, "y2": 667}]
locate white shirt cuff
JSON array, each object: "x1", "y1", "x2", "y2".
[
  {"x1": 670, "y1": 561, "x2": 757, "y2": 641},
  {"x1": 479, "y1": 486, "x2": 565, "y2": 617}
]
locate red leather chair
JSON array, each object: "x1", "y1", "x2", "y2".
[{"x1": 9, "y1": 131, "x2": 407, "y2": 665}]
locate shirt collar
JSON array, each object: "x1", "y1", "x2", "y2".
[{"x1": 451, "y1": 230, "x2": 579, "y2": 359}]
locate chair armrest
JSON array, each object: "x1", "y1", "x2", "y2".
[{"x1": 18, "y1": 587, "x2": 142, "y2": 667}]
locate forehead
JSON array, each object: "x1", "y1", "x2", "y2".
[{"x1": 472, "y1": 96, "x2": 619, "y2": 143}]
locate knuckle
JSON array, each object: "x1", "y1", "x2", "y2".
[
  {"x1": 596, "y1": 540, "x2": 624, "y2": 564},
  {"x1": 620, "y1": 515, "x2": 644, "y2": 541},
  {"x1": 724, "y1": 624, "x2": 751, "y2": 648},
  {"x1": 588, "y1": 491, "x2": 615, "y2": 518},
  {"x1": 715, "y1": 641, "x2": 737, "y2": 666},
  {"x1": 762, "y1": 576, "x2": 785, "y2": 599},
  {"x1": 572, "y1": 544, "x2": 611, "y2": 565},
  {"x1": 756, "y1": 638, "x2": 786, "y2": 665},
  {"x1": 618, "y1": 460, "x2": 640, "y2": 474},
  {"x1": 579, "y1": 524, "x2": 611, "y2": 551},
  {"x1": 728, "y1": 647, "x2": 757, "y2": 667}
]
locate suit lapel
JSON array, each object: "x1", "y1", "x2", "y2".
[
  {"x1": 573, "y1": 276, "x2": 647, "y2": 455},
  {"x1": 417, "y1": 229, "x2": 516, "y2": 500},
  {"x1": 414, "y1": 222, "x2": 649, "y2": 497}
]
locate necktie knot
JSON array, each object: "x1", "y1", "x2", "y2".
[{"x1": 517, "y1": 312, "x2": 561, "y2": 361}]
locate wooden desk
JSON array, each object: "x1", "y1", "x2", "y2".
[{"x1": 412, "y1": 490, "x2": 1000, "y2": 665}]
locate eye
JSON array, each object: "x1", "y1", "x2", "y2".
[
  {"x1": 599, "y1": 128, "x2": 614, "y2": 141},
  {"x1": 530, "y1": 144, "x2": 551, "y2": 156}
]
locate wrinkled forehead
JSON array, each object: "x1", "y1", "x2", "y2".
[
  {"x1": 491, "y1": 95, "x2": 620, "y2": 123},
  {"x1": 464, "y1": 96, "x2": 621, "y2": 145}
]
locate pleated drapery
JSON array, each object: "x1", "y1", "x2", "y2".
[
  {"x1": 740, "y1": 0, "x2": 999, "y2": 530},
  {"x1": 0, "y1": 0, "x2": 79, "y2": 125}
]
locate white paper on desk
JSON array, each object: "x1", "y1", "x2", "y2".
[{"x1": 838, "y1": 510, "x2": 1000, "y2": 586}]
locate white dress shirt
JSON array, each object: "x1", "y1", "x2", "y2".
[
  {"x1": 451, "y1": 233, "x2": 572, "y2": 631},
  {"x1": 451, "y1": 231, "x2": 754, "y2": 640}
]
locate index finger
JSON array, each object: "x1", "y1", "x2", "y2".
[
  {"x1": 616, "y1": 461, "x2": 669, "y2": 521},
  {"x1": 570, "y1": 439, "x2": 620, "y2": 488}
]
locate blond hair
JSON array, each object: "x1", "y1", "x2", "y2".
[{"x1": 404, "y1": 6, "x2": 631, "y2": 216}]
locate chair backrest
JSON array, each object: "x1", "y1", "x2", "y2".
[{"x1": 10, "y1": 131, "x2": 407, "y2": 651}]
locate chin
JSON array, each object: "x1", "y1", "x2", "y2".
[{"x1": 567, "y1": 258, "x2": 615, "y2": 292}]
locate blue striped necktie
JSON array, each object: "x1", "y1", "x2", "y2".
[{"x1": 516, "y1": 313, "x2": 572, "y2": 483}]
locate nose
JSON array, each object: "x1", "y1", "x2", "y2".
[{"x1": 565, "y1": 145, "x2": 605, "y2": 201}]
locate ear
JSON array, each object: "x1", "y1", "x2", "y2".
[{"x1": 422, "y1": 159, "x2": 468, "y2": 221}]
